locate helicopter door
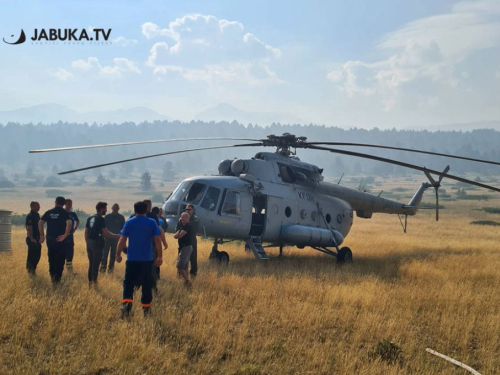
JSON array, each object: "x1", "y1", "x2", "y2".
[{"x1": 249, "y1": 195, "x2": 267, "y2": 236}]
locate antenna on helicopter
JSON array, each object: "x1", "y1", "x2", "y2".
[{"x1": 423, "y1": 165, "x2": 450, "y2": 221}]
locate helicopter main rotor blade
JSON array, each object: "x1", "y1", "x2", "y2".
[
  {"x1": 57, "y1": 142, "x2": 263, "y2": 175},
  {"x1": 306, "y1": 142, "x2": 500, "y2": 167},
  {"x1": 307, "y1": 145, "x2": 500, "y2": 193},
  {"x1": 29, "y1": 137, "x2": 262, "y2": 153}
]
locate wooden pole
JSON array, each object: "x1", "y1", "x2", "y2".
[{"x1": 426, "y1": 348, "x2": 481, "y2": 375}]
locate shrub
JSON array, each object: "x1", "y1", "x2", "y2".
[
  {"x1": 369, "y1": 339, "x2": 403, "y2": 364},
  {"x1": 151, "y1": 193, "x2": 166, "y2": 203},
  {"x1": 0, "y1": 180, "x2": 15, "y2": 188}
]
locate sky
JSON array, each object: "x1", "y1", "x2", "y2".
[{"x1": 0, "y1": 0, "x2": 499, "y2": 128}]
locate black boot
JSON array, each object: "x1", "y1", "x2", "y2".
[{"x1": 121, "y1": 302, "x2": 132, "y2": 319}]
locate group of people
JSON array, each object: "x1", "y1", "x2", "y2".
[{"x1": 25, "y1": 197, "x2": 200, "y2": 317}]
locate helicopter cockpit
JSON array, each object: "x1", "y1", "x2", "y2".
[{"x1": 162, "y1": 175, "x2": 255, "y2": 239}]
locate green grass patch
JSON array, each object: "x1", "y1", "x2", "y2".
[
  {"x1": 483, "y1": 207, "x2": 500, "y2": 214},
  {"x1": 470, "y1": 220, "x2": 500, "y2": 226}
]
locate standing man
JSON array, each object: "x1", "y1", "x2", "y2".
[
  {"x1": 64, "y1": 199, "x2": 79, "y2": 273},
  {"x1": 173, "y1": 212, "x2": 193, "y2": 288},
  {"x1": 84, "y1": 202, "x2": 120, "y2": 285},
  {"x1": 38, "y1": 196, "x2": 72, "y2": 284},
  {"x1": 176, "y1": 204, "x2": 199, "y2": 277},
  {"x1": 25, "y1": 201, "x2": 41, "y2": 275},
  {"x1": 117, "y1": 201, "x2": 163, "y2": 318},
  {"x1": 143, "y1": 199, "x2": 168, "y2": 286},
  {"x1": 101, "y1": 203, "x2": 125, "y2": 273}
]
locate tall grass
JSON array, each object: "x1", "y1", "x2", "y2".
[{"x1": 2, "y1": 199, "x2": 500, "y2": 374}]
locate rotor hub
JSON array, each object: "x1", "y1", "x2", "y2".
[{"x1": 262, "y1": 133, "x2": 308, "y2": 156}]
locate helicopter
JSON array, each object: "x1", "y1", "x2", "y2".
[{"x1": 30, "y1": 133, "x2": 500, "y2": 264}]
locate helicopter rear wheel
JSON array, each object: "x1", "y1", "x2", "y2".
[{"x1": 337, "y1": 247, "x2": 353, "y2": 263}]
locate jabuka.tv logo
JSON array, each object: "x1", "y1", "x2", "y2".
[{"x1": 3, "y1": 28, "x2": 112, "y2": 45}]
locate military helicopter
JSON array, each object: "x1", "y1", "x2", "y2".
[{"x1": 30, "y1": 133, "x2": 500, "y2": 264}]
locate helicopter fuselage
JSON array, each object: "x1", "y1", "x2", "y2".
[{"x1": 162, "y1": 152, "x2": 426, "y2": 249}]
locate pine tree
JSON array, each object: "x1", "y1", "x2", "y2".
[
  {"x1": 140, "y1": 171, "x2": 155, "y2": 191},
  {"x1": 162, "y1": 161, "x2": 176, "y2": 181},
  {"x1": 96, "y1": 173, "x2": 108, "y2": 187}
]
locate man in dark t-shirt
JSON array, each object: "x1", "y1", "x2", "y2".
[
  {"x1": 25, "y1": 201, "x2": 41, "y2": 275},
  {"x1": 180, "y1": 204, "x2": 199, "y2": 277},
  {"x1": 174, "y1": 212, "x2": 193, "y2": 287},
  {"x1": 101, "y1": 203, "x2": 125, "y2": 273},
  {"x1": 64, "y1": 199, "x2": 80, "y2": 273},
  {"x1": 85, "y1": 201, "x2": 120, "y2": 285},
  {"x1": 143, "y1": 200, "x2": 168, "y2": 289},
  {"x1": 39, "y1": 196, "x2": 72, "y2": 284}
]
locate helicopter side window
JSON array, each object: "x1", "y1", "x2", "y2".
[
  {"x1": 222, "y1": 190, "x2": 241, "y2": 216},
  {"x1": 201, "y1": 186, "x2": 221, "y2": 211},
  {"x1": 279, "y1": 164, "x2": 296, "y2": 183},
  {"x1": 171, "y1": 181, "x2": 191, "y2": 201},
  {"x1": 184, "y1": 183, "x2": 207, "y2": 204}
]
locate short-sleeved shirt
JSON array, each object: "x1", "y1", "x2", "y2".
[
  {"x1": 104, "y1": 213, "x2": 125, "y2": 234},
  {"x1": 177, "y1": 223, "x2": 192, "y2": 249},
  {"x1": 146, "y1": 212, "x2": 160, "y2": 226},
  {"x1": 176, "y1": 215, "x2": 198, "y2": 241},
  {"x1": 158, "y1": 217, "x2": 166, "y2": 231},
  {"x1": 120, "y1": 216, "x2": 161, "y2": 261},
  {"x1": 68, "y1": 211, "x2": 79, "y2": 236},
  {"x1": 41, "y1": 207, "x2": 70, "y2": 238},
  {"x1": 86, "y1": 215, "x2": 106, "y2": 241},
  {"x1": 26, "y1": 210, "x2": 40, "y2": 240}
]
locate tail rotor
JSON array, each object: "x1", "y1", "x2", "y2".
[{"x1": 423, "y1": 165, "x2": 450, "y2": 221}]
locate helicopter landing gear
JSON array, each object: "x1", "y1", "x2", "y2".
[
  {"x1": 337, "y1": 247, "x2": 353, "y2": 263},
  {"x1": 209, "y1": 239, "x2": 230, "y2": 264}
]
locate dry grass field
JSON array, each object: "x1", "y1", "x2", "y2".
[{"x1": 1, "y1": 178, "x2": 500, "y2": 374}]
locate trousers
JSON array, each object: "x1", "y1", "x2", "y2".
[
  {"x1": 87, "y1": 239, "x2": 104, "y2": 283},
  {"x1": 26, "y1": 237, "x2": 41, "y2": 274},
  {"x1": 101, "y1": 237, "x2": 118, "y2": 271},
  {"x1": 189, "y1": 238, "x2": 198, "y2": 276},
  {"x1": 123, "y1": 261, "x2": 153, "y2": 307},
  {"x1": 47, "y1": 237, "x2": 66, "y2": 283}
]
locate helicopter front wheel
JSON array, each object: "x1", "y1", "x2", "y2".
[{"x1": 337, "y1": 247, "x2": 353, "y2": 263}]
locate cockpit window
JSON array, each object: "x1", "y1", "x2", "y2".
[
  {"x1": 222, "y1": 190, "x2": 241, "y2": 216},
  {"x1": 201, "y1": 186, "x2": 221, "y2": 211},
  {"x1": 171, "y1": 181, "x2": 190, "y2": 201},
  {"x1": 279, "y1": 164, "x2": 296, "y2": 183},
  {"x1": 185, "y1": 183, "x2": 207, "y2": 204}
]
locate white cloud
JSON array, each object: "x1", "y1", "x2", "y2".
[
  {"x1": 48, "y1": 68, "x2": 73, "y2": 81},
  {"x1": 143, "y1": 14, "x2": 282, "y2": 86},
  {"x1": 112, "y1": 36, "x2": 138, "y2": 46},
  {"x1": 327, "y1": 0, "x2": 500, "y2": 110},
  {"x1": 71, "y1": 57, "x2": 141, "y2": 77}
]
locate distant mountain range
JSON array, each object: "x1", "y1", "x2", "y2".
[
  {"x1": 406, "y1": 121, "x2": 500, "y2": 132},
  {"x1": 0, "y1": 104, "x2": 171, "y2": 125},
  {"x1": 195, "y1": 103, "x2": 305, "y2": 125}
]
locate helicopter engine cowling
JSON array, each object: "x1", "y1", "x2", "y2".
[{"x1": 281, "y1": 224, "x2": 344, "y2": 248}]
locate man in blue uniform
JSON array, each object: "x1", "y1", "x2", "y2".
[
  {"x1": 38, "y1": 196, "x2": 72, "y2": 284},
  {"x1": 64, "y1": 198, "x2": 79, "y2": 273},
  {"x1": 117, "y1": 201, "x2": 163, "y2": 318},
  {"x1": 25, "y1": 201, "x2": 41, "y2": 275}
]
